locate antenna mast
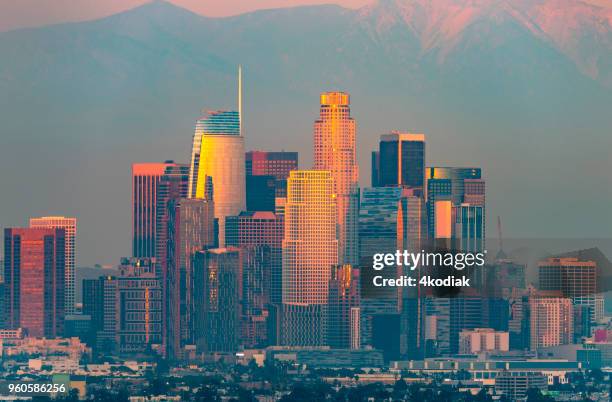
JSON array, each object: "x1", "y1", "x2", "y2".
[
  {"x1": 497, "y1": 216, "x2": 504, "y2": 253},
  {"x1": 238, "y1": 65, "x2": 242, "y2": 136}
]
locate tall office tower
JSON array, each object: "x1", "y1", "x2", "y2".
[
  {"x1": 241, "y1": 245, "x2": 271, "y2": 348},
  {"x1": 190, "y1": 110, "x2": 245, "y2": 247},
  {"x1": 245, "y1": 151, "x2": 298, "y2": 178},
  {"x1": 83, "y1": 275, "x2": 117, "y2": 353},
  {"x1": 281, "y1": 170, "x2": 338, "y2": 346},
  {"x1": 371, "y1": 151, "x2": 380, "y2": 187},
  {"x1": 132, "y1": 161, "x2": 181, "y2": 258},
  {"x1": 155, "y1": 164, "x2": 190, "y2": 277},
  {"x1": 29, "y1": 216, "x2": 77, "y2": 315},
  {"x1": 193, "y1": 248, "x2": 242, "y2": 353},
  {"x1": 4, "y1": 228, "x2": 65, "y2": 338},
  {"x1": 83, "y1": 278, "x2": 104, "y2": 345},
  {"x1": 359, "y1": 187, "x2": 426, "y2": 346},
  {"x1": 328, "y1": 265, "x2": 361, "y2": 349},
  {"x1": 374, "y1": 132, "x2": 426, "y2": 189},
  {"x1": 454, "y1": 204, "x2": 484, "y2": 253},
  {"x1": 538, "y1": 257, "x2": 602, "y2": 323},
  {"x1": 313, "y1": 92, "x2": 359, "y2": 265},
  {"x1": 116, "y1": 257, "x2": 162, "y2": 355},
  {"x1": 225, "y1": 211, "x2": 283, "y2": 304},
  {"x1": 166, "y1": 198, "x2": 215, "y2": 359},
  {"x1": 530, "y1": 296, "x2": 573, "y2": 350}
]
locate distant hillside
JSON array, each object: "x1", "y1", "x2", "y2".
[{"x1": 0, "y1": 0, "x2": 611, "y2": 264}]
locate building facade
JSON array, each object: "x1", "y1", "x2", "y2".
[
  {"x1": 29, "y1": 216, "x2": 77, "y2": 315},
  {"x1": 165, "y1": 198, "x2": 215, "y2": 359},
  {"x1": 193, "y1": 248, "x2": 243, "y2": 353},
  {"x1": 530, "y1": 296, "x2": 574, "y2": 350},
  {"x1": 374, "y1": 132, "x2": 425, "y2": 189},
  {"x1": 281, "y1": 170, "x2": 338, "y2": 346},
  {"x1": 191, "y1": 110, "x2": 245, "y2": 247},
  {"x1": 4, "y1": 227, "x2": 65, "y2": 338},
  {"x1": 116, "y1": 258, "x2": 162, "y2": 355},
  {"x1": 132, "y1": 161, "x2": 180, "y2": 258},
  {"x1": 313, "y1": 92, "x2": 359, "y2": 266}
]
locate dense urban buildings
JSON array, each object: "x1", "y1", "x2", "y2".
[
  {"x1": 29, "y1": 216, "x2": 77, "y2": 315},
  {"x1": 313, "y1": 92, "x2": 359, "y2": 266},
  {"x1": 3, "y1": 83, "x2": 611, "y2": 401},
  {"x1": 458, "y1": 328, "x2": 510, "y2": 354},
  {"x1": 165, "y1": 198, "x2": 215, "y2": 359},
  {"x1": 193, "y1": 248, "x2": 242, "y2": 353},
  {"x1": 4, "y1": 227, "x2": 65, "y2": 338}
]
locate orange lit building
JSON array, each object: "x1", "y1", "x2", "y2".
[
  {"x1": 132, "y1": 161, "x2": 180, "y2": 258},
  {"x1": 314, "y1": 92, "x2": 359, "y2": 265},
  {"x1": 281, "y1": 170, "x2": 338, "y2": 346},
  {"x1": 29, "y1": 216, "x2": 77, "y2": 315}
]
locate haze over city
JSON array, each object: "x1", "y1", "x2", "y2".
[{"x1": 1, "y1": 0, "x2": 611, "y2": 266}]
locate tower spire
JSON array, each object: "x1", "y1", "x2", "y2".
[{"x1": 238, "y1": 65, "x2": 242, "y2": 136}]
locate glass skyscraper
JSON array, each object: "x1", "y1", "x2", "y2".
[{"x1": 189, "y1": 110, "x2": 245, "y2": 247}]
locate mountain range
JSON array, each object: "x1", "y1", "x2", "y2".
[{"x1": 0, "y1": 0, "x2": 611, "y2": 265}]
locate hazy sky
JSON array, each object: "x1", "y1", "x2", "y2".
[{"x1": 0, "y1": 0, "x2": 371, "y2": 32}]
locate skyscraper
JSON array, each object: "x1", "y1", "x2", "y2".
[
  {"x1": 155, "y1": 164, "x2": 190, "y2": 277},
  {"x1": 530, "y1": 296, "x2": 573, "y2": 350},
  {"x1": 132, "y1": 161, "x2": 180, "y2": 258},
  {"x1": 328, "y1": 265, "x2": 361, "y2": 349},
  {"x1": 189, "y1": 67, "x2": 246, "y2": 247},
  {"x1": 245, "y1": 151, "x2": 298, "y2": 212},
  {"x1": 454, "y1": 204, "x2": 485, "y2": 253},
  {"x1": 83, "y1": 275, "x2": 117, "y2": 353},
  {"x1": 359, "y1": 187, "x2": 426, "y2": 347},
  {"x1": 226, "y1": 211, "x2": 284, "y2": 346},
  {"x1": 314, "y1": 92, "x2": 359, "y2": 265},
  {"x1": 426, "y1": 167, "x2": 485, "y2": 248},
  {"x1": 29, "y1": 216, "x2": 77, "y2": 315},
  {"x1": 426, "y1": 167, "x2": 482, "y2": 205},
  {"x1": 538, "y1": 257, "x2": 602, "y2": 324},
  {"x1": 241, "y1": 245, "x2": 271, "y2": 348},
  {"x1": 166, "y1": 198, "x2": 215, "y2": 359},
  {"x1": 193, "y1": 248, "x2": 242, "y2": 353},
  {"x1": 4, "y1": 228, "x2": 65, "y2": 338},
  {"x1": 281, "y1": 170, "x2": 337, "y2": 346},
  {"x1": 190, "y1": 110, "x2": 245, "y2": 247},
  {"x1": 374, "y1": 132, "x2": 426, "y2": 189},
  {"x1": 116, "y1": 257, "x2": 162, "y2": 355}
]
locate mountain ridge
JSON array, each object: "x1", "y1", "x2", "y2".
[{"x1": 0, "y1": 0, "x2": 610, "y2": 264}]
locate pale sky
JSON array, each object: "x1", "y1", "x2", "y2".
[{"x1": 0, "y1": 0, "x2": 372, "y2": 32}]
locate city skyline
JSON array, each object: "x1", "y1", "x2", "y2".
[
  {"x1": 1, "y1": 0, "x2": 611, "y2": 265},
  {"x1": 1, "y1": 1, "x2": 611, "y2": 399}
]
